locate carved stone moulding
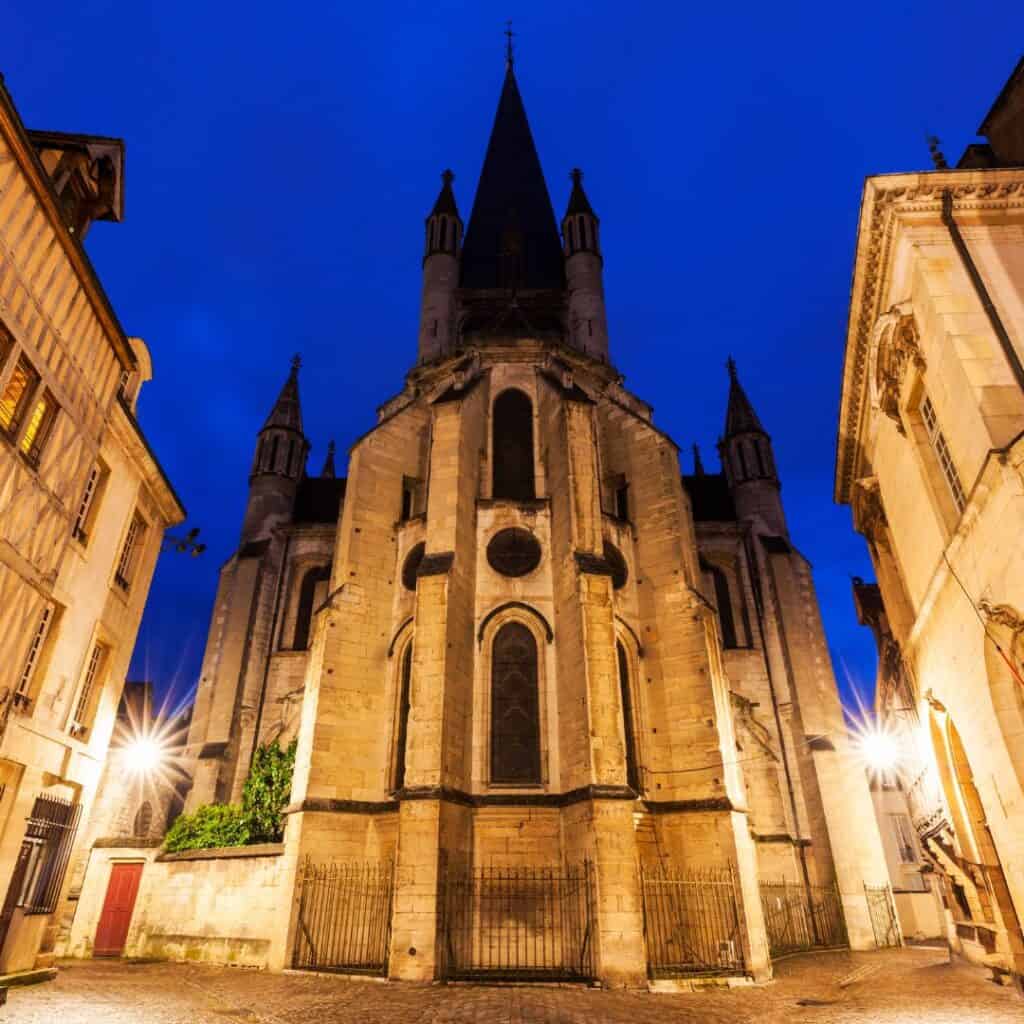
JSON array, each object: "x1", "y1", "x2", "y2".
[
  {"x1": 871, "y1": 302, "x2": 924, "y2": 434},
  {"x1": 851, "y1": 476, "x2": 888, "y2": 543}
]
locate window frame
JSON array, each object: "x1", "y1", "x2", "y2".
[
  {"x1": 491, "y1": 387, "x2": 537, "y2": 502},
  {"x1": 489, "y1": 620, "x2": 543, "y2": 786},
  {"x1": 0, "y1": 354, "x2": 41, "y2": 442},
  {"x1": 72, "y1": 459, "x2": 109, "y2": 546},
  {"x1": 15, "y1": 602, "x2": 60, "y2": 709},
  {"x1": 70, "y1": 639, "x2": 108, "y2": 738},
  {"x1": 114, "y1": 510, "x2": 148, "y2": 593}
]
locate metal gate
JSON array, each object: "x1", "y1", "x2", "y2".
[
  {"x1": 759, "y1": 880, "x2": 848, "y2": 959},
  {"x1": 292, "y1": 859, "x2": 394, "y2": 975},
  {"x1": 865, "y1": 883, "x2": 901, "y2": 948},
  {"x1": 441, "y1": 860, "x2": 595, "y2": 981},
  {"x1": 640, "y1": 866, "x2": 746, "y2": 977}
]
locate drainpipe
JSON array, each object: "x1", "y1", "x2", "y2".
[{"x1": 941, "y1": 190, "x2": 1024, "y2": 395}]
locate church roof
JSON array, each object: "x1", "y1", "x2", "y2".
[
  {"x1": 262, "y1": 357, "x2": 304, "y2": 435},
  {"x1": 459, "y1": 66, "x2": 564, "y2": 290},
  {"x1": 294, "y1": 476, "x2": 346, "y2": 523},
  {"x1": 724, "y1": 357, "x2": 766, "y2": 437},
  {"x1": 682, "y1": 472, "x2": 737, "y2": 522}
]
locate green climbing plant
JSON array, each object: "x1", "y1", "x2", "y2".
[{"x1": 163, "y1": 738, "x2": 298, "y2": 852}]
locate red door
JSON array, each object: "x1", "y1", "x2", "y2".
[{"x1": 94, "y1": 863, "x2": 143, "y2": 957}]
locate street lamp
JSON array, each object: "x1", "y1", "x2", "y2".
[{"x1": 124, "y1": 735, "x2": 165, "y2": 775}]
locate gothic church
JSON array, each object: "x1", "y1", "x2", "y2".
[{"x1": 180, "y1": 58, "x2": 890, "y2": 985}]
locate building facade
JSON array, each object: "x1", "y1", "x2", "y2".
[
  {"x1": 0, "y1": 78, "x2": 184, "y2": 973},
  {"x1": 836, "y1": 57, "x2": 1024, "y2": 983},
  {"x1": 137, "y1": 59, "x2": 895, "y2": 987}
]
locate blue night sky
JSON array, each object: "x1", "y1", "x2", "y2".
[{"x1": 5, "y1": 4, "x2": 1021, "y2": 713}]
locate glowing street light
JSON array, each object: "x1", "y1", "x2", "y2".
[
  {"x1": 859, "y1": 728, "x2": 900, "y2": 774},
  {"x1": 124, "y1": 735, "x2": 165, "y2": 775}
]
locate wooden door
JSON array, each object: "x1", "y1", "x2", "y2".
[{"x1": 94, "y1": 862, "x2": 143, "y2": 957}]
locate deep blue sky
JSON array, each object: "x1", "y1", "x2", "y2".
[{"x1": 5, "y1": 4, "x2": 1021, "y2": 711}]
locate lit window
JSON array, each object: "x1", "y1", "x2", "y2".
[
  {"x1": 16, "y1": 605, "x2": 55, "y2": 701},
  {"x1": 921, "y1": 396, "x2": 966, "y2": 513},
  {"x1": 19, "y1": 389, "x2": 58, "y2": 465},
  {"x1": 72, "y1": 461, "x2": 108, "y2": 544},
  {"x1": 72, "y1": 642, "x2": 107, "y2": 731},
  {"x1": 114, "y1": 512, "x2": 147, "y2": 592},
  {"x1": 0, "y1": 322, "x2": 12, "y2": 369},
  {"x1": 0, "y1": 356, "x2": 39, "y2": 437}
]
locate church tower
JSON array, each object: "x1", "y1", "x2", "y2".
[
  {"x1": 418, "y1": 171, "x2": 462, "y2": 363},
  {"x1": 241, "y1": 356, "x2": 309, "y2": 543},
  {"x1": 561, "y1": 168, "x2": 609, "y2": 361},
  {"x1": 719, "y1": 357, "x2": 786, "y2": 537}
]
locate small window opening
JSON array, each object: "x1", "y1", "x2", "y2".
[{"x1": 492, "y1": 389, "x2": 535, "y2": 501}]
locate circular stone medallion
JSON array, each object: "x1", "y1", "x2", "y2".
[{"x1": 487, "y1": 528, "x2": 542, "y2": 577}]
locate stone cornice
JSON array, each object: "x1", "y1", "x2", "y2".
[{"x1": 834, "y1": 169, "x2": 1024, "y2": 505}]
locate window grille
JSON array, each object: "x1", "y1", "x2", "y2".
[
  {"x1": 490, "y1": 622, "x2": 541, "y2": 784},
  {"x1": 16, "y1": 605, "x2": 53, "y2": 699},
  {"x1": 115, "y1": 513, "x2": 146, "y2": 591},
  {"x1": 921, "y1": 397, "x2": 966, "y2": 512},
  {"x1": 72, "y1": 642, "x2": 106, "y2": 729},
  {"x1": 72, "y1": 463, "x2": 104, "y2": 542},
  {"x1": 21, "y1": 795, "x2": 82, "y2": 915}
]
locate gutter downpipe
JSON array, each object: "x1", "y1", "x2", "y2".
[{"x1": 941, "y1": 189, "x2": 1024, "y2": 395}]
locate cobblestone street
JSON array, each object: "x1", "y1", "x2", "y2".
[{"x1": 2, "y1": 947, "x2": 1021, "y2": 1023}]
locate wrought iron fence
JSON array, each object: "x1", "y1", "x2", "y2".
[
  {"x1": 759, "y1": 879, "x2": 847, "y2": 959},
  {"x1": 441, "y1": 860, "x2": 595, "y2": 981},
  {"x1": 865, "y1": 883, "x2": 901, "y2": 948},
  {"x1": 640, "y1": 865, "x2": 746, "y2": 977},
  {"x1": 292, "y1": 859, "x2": 394, "y2": 975}
]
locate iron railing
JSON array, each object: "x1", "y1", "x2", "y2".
[
  {"x1": 865, "y1": 883, "x2": 901, "y2": 948},
  {"x1": 292, "y1": 859, "x2": 394, "y2": 975},
  {"x1": 441, "y1": 860, "x2": 595, "y2": 981},
  {"x1": 759, "y1": 879, "x2": 847, "y2": 959},
  {"x1": 640, "y1": 865, "x2": 746, "y2": 977},
  {"x1": 23, "y1": 795, "x2": 82, "y2": 915}
]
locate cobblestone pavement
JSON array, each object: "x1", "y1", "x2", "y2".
[{"x1": 3, "y1": 947, "x2": 1021, "y2": 1023}]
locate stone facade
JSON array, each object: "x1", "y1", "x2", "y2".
[
  {"x1": 0, "y1": 79, "x2": 184, "y2": 973},
  {"x1": 837, "y1": 57, "x2": 1024, "y2": 984},
  {"x1": 91, "y1": 60, "x2": 887, "y2": 986}
]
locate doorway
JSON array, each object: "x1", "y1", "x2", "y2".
[{"x1": 94, "y1": 862, "x2": 143, "y2": 957}]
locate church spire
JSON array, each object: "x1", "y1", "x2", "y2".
[
  {"x1": 321, "y1": 440, "x2": 337, "y2": 479},
  {"x1": 459, "y1": 62, "x2": 563, "y2": 291},
  {"x1": 718, "y1": 358, "x2": 786, "y2": 536},
  {"x1": 561, "y1": 167, "x2": 608, "y2": 361},
  {"x1": 723, "y1": 356, "x2": 766, "y2": 437},
  {"x1": 418, "y1": 170, "x2": 463, "y2": 363},
  {"x1": 261, "y1": 353, "x2": 305, "y2": 434}
]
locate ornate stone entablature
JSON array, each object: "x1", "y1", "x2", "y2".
[
  {"x1": 870, "y1": 302, "x2": 923, "y2": 433},
  {"x1": 835, "y1": 171, "x2": 1024, "y2": 505},
  {"x1": 979, "y1": 598, "x2": 1024, "y2": 634}
]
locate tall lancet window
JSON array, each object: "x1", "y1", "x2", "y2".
[
  {"x1": 393, "y1": 643, "x2": 413, "y2": 791},
  {"x1": 490, "y1": 622, "x2": 541, "y2": 784},
  {"x1": 492, "y1": 389, "x2": 535, "y2": 500},
  {"x1": 617, "y1": 642, "x2": 641, "y2": 792}
]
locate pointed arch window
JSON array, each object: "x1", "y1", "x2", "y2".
[
  {"x1": 578, "y1": 215, "x2": 587, "y2": 249},
  {"x1": 439, "y1": 217, "x2": 448, "y2": 251},
  {"x1": 490, "y1": 622, "x2": 541, "y2": 784},
  {"x1": 702, "y1": 559, "x2": 738, "y2": 649},
  {"x1": 617, "y1": 641, "x2": 641, "y2": 792},
  {"x1": 736, "y1": 442, "x2": 750, "y2": 480},
  {"x1": 492, "y1": 389, "x2": 535, "y2": 501},
  {"x1": 393, "y1": 643, "x2": 413, "y2": 791},
  {"x1": 292, "y1": 566, "x2": 331, "y2": 649},
  {"x1": 269, "y1": 435, "x2": 280, "y2": 473}
]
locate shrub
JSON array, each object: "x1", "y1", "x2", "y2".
[
  {"x1": 162, "y1": 738, "x2": 297, "y2": 852},
  {"x1": 163, "y1": 803, "x2": 249, "y2": 853},
  {"x1": 242, "y1": 738, "x2": 298, "y2": 843}
]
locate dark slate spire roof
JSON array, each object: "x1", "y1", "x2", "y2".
[
  {"x1": 459, "y1": 66, "x2": 564, "y2": 290},
  {"x1": 429, "y1": 169, "x2": 460, "y2": 218},
  {"x1": 321, "y1": 440, "x2": 336, "y2": 479},
  {"x1": 692, "y1": 442, "x2": 706, "y2": 476},
  {"x1": 724, "y1": 357, "x2": 766, "y2": 437},
  {"x1": 262, "y1": 354, "x2": 304, "y2": 434},
  {"x1": 565, "y1": 168, "x2": 595, "y2": 217}
]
